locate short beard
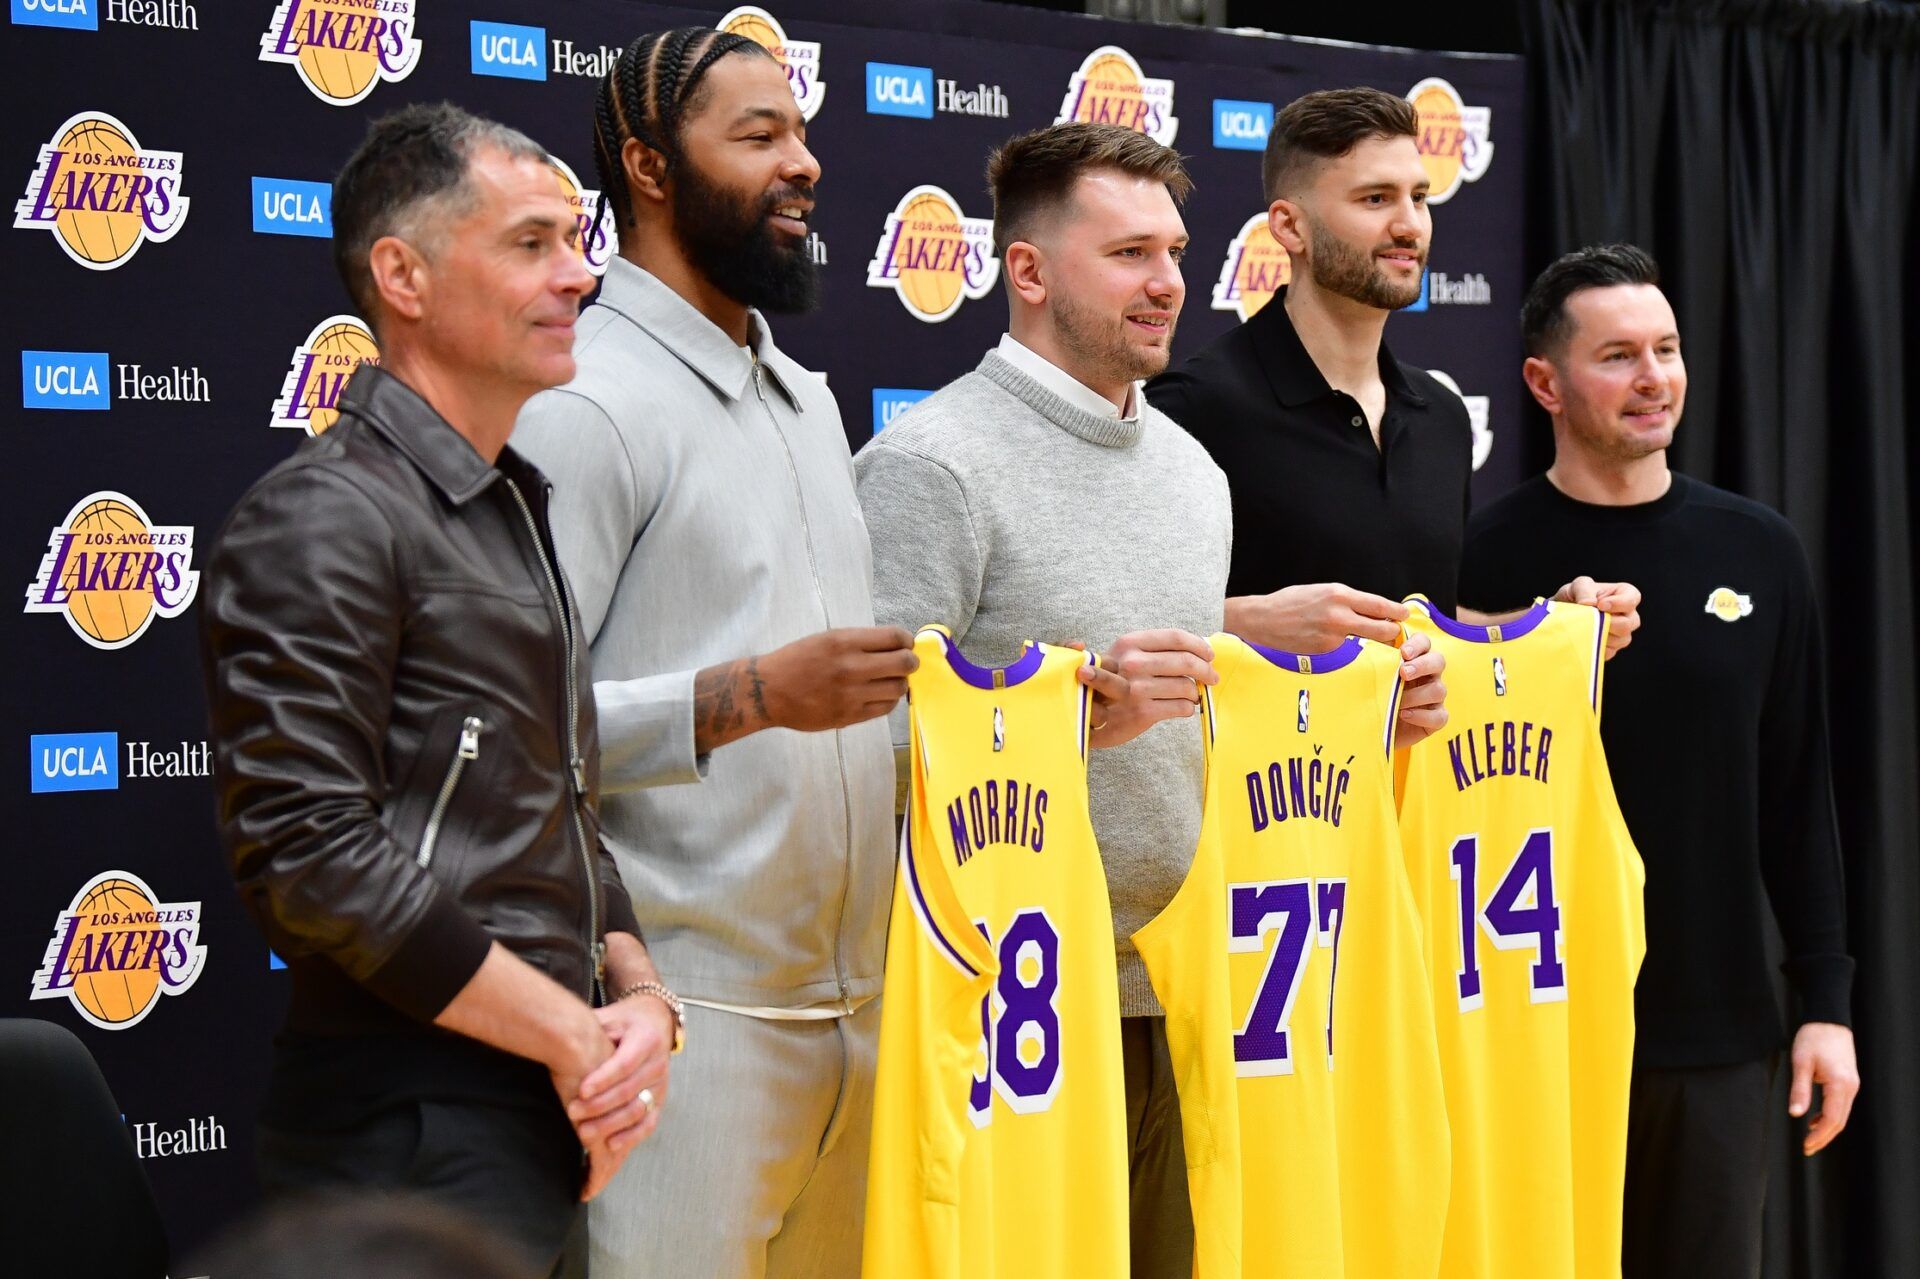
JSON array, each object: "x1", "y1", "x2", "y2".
[
  {"x1": 1303, "y1": 221, "x2": 1426, "y2": 311},
  {"x1": 1051, "y1": 290, "x2": 1175, "y2": 390},
  {"x1": 671, "y1": 154, "x2": 819, "y2": 315}
]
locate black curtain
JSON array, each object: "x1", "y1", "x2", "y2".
[{"x1": 1522, "y1": 2, "x2": 1920, "y2": 1275}]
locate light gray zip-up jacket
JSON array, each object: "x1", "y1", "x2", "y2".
[{"x1": 512, "y1": 258, "x2": 894, "y2": 1010}]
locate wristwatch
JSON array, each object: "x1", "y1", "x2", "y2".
[{"x1": 619, "y1": 979, "x2": 686, "y2": 1055}]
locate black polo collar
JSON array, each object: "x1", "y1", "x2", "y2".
[
  {"x1": 339, "y1": 363, "x2": 502, "y2": 506},
  {"x1": 1248, "y1": 286, "x2": 1428, "y2": 410}
]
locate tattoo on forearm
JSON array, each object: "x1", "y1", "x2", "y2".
[
  {"x1": 693, "y1": 660, "x2": 750, "y2": 750},
  {"x1": 744, "y1": 656, "x2": 770, "y2": 725}
]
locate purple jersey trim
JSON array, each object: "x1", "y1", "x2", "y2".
[
  {"x1": 940, "y1": 636, "x2": 1045, "y2": 689},
  {"x1": 1589, "y1": 608, "x2": 1606, "y2": 710},
  {"x1": 1384, "y1": 661, "x2": 1404, "y2": 758},
  {"x1": 1418, "y1": 598, "x2": 1552, "y2": 644},
  {"x1": 904, "y1": 824, "x2": 978, "y2": 978},
  {"x1": 1243, "y1": 634, "x2": 1365, "y2": 673}
]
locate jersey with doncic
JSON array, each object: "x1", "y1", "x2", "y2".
[
  {"x1": 863, "y1": 625, "x2": 1128, "y2": 1279},
  {"x1": 1135, "y1": 633, "x2": 1450, "y2": 1278},
  {"x1": 1398, "y1": 597, "x2": 1645, "y2": 1279}
]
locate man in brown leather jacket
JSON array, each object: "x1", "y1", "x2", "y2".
[{"x1": 200, "y1": 104, "x2": 678, "y2": 1278}]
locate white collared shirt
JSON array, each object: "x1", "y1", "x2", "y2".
[{"x1": 995, "y1": 333, "x2": 1141, "y2": 422}]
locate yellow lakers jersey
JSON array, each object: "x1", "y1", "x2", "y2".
[
  {"x1": 1398, "y1": 598, "x2": 1645, "y2": 1279},
  {"x1": 1135, "y1": 633, "x2": 1451, "y2": 1278},
  {"x1": 864, "y1": 627, "x2": 1129, "y2": 1279}
]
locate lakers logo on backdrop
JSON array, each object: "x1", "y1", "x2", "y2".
[
  {"x1": 24, "y1": 492, "x2": 198, "y2": 650},
  {"x1": 272, "y1": 315, "x2": 380, "y2": 434},
  {"x1": 1407, "y1": 77, "x2": 1493, "y2": 203},
  {"x1": 549, "y1": 157, "x2": 614, "y2": 277},
  {"x1": 720, "y1": 7, "x2": 825, "y2": 120},
  {"x1": 866, "y1": 185, "x2": 998, "y2": 323},
  {"x1": 1212, "y1": 213, "x2": 1291, "y2": 320},
  {"x1": 1427, "y1": 369, "x2": 1494, "y2": 471},
  {"x1": 31, "y1": 871, "x2": 206, "y2": 1031},
  {"x1": 1056, "y1": 46, "x2": 1177, "y2": 145},
  {"x1": 13, "y1": 112, "x2": 188, "y2": 270},
  {"x1": 260, "y1": 0, "x2": 422, "y2": 106}
]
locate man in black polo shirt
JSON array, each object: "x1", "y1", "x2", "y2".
[
  {"x1": 1148, "y1": 87, "x2": 1639, "y2": 689},
  {"x1": 1460, "y1": 245, "x2": 1858, "y2": 1279}
]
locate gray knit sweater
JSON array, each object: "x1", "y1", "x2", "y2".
[{"x1": 854, "y1": 350, "x2": 1232, "y2": 1015}]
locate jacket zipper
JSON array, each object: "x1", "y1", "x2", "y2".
[
  {"x1": 416, "y1": 716, "x2": 484, "y2": 869},
  {"x1": 752, "y1": 356, "x2": 856, "y2": 1012},
  {"x1": 504, "y1": 477, "x2": 606, "y2": 1006}
]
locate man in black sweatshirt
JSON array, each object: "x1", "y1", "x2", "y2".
[{"x1": 1460, "y1": 245, "x2": 1858, "y2": 1279}]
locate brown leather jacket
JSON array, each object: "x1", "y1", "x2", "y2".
[{"x1": 201, "y1": 364, "x2": 639, "y2": 1040}]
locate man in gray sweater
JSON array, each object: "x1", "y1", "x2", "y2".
[{"x1": 856, "y1": 123, "x2": 1446, "y2": 1276}]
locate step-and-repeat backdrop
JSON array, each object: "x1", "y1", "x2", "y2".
[{"x1": 3, "y1": 0, "x2": 1522, "y2": 1258}]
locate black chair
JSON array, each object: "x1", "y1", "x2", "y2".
[{"x1": 0, "y1": 1018, "x2": 169, "y2": 1277}]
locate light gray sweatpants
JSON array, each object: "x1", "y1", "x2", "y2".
[{"x1": 588, "y1": 998, "x2": 880, "y2": 1279}]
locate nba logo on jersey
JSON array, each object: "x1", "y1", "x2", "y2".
[
  {"x1": 992, "y1": 705, "x2": 1005, "y2": 752},
  {"x1": 1297, "y1": 688, "x2": 1311, "y2": 732},
  {"x1": 1493, "y1": 655, "x2": 1508, "y2": 697}
]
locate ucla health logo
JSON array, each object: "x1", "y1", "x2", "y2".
[
  {"x1": 30, "y1": 870, "x2": 205, "y2": 1031},
  {"x1": 471, "y1": 19, "x2": 542, "y2": 80},
  {"x1": 14, "y1": 111, "x2": 188, "y2": 270},
  {"x1": 272, "y1": 315, "x2": 380, "y2": 434},
  {"x1": 867, "y1": 62, "x2": 932, "y2": 118},
  {"x1": 866, "y1": 185, "x2": 998, "y2": 323},
  {"x1": 1211, "y1": 214, "x2": 1291, "y2": 321},
  {"x1": 22, "y1": 350, "x2": 109, "y2": 409},
  {"x1": 252, "y1": 176, "x2": 330, "y2": 237},
  {"x1": 11, "y1": 0, "x2": 197, "y2": 28},
  {"x1": 1212, "y1": 99, "x2": 1271, "y2": 151},
  {"x1": 1056, "y1": 46, "x2": 1177, "y2": 145},
  {"x1": 24, "y1": 492, "x2": 199, "y2": 650},
  {"x1": 720, "y1": 7, "x2": 824, "y2": 121},
  {"x1": 12, "y1": 0, "x2": 97, "y2": 28},
  {"x1": 549, "y1": 157, "x2": 613, "y2": 277},
  {"x1": 865, "y1": 63, "x2": 1007, "y2": 120},
  {"x1": 1426, "y1": 369, "x2": 1493, "y2": 470},
  {"x1": 872, "y1": 387, "x2": 932, "y2": 433},
  {"x1": 31, "y1": 732, "x2": 118, "y2": 793},
  {"x1": 1408, "y1": 78, "x2": 1493, "y2": 204},
  {"x1": 260, "y1": 0, "x2": 421, "y2": 106}
]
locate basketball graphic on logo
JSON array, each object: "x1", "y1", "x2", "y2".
[
  {"x1": 259, "y1": 0, "x2": 421, "y2": 107},
  {"x1": 1055, "y1": 45, "x2": 1178, "y2": 145},
  {"x1": 65, "y1": 877, "x2": 163, "y2": 1026},
  {"x1": 721, "y1": 9, "x2": 782, "y2": 48},
  {"x1": 895, "y1": 191, "x2": 966, "y2": 318},
  {"x1": 303, "y1": 321, "x2": 380, "y2": 435},
  {"x1": 1074, "y1": 51, "x2": 1144, "y2": 117},
  {"x1": 1410, "y1": 81, "x2": 1466, "y2": 196},
  {"x1": 1212, "y1": 214, "x2": 1293, "y2": 321},
  {"x1": 15, "y1": 110, "x2": 190, "y2": 270},
  {"x1": 867, "y1": 185, "x2": 998, "y2": 323},
  {"x1": 60, "y1": 498, "x2": 155, "y2": 647},
  {"x1": 1407, "y1": 78, "x2": 1493, "y2": 203},
  {"x1": 53, "y1": 118, "x2": 142, "y2": 267},
  {"x1": 30, "y1": 869, "x2": 207, "y2": 1031}
]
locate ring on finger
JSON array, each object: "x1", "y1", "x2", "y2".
[{"x1": 638, "y1": 1087, "x2": 656, "y2": 1114}]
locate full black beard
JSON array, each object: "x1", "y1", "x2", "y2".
[{"x1": 672, "y1": 154, "x2": 819, "y2": 315}]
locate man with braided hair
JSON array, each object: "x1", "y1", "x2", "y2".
[{"x1": 512, "y1": 25, "x2": 953, "y2": 1278}]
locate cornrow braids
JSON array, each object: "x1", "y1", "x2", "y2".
[{"x1": 589, "y1": 26, "x2": 771, "y2": 234}]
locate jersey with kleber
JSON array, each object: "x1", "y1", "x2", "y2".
[
  {"x1": 1135, "y1": 634, "x2": 1450, "y2": 1278},
  {"x1": 1398, "y1": 597, "x2": 1646, "y2": 1279},
  {"x1": 863, "y1": 627, "x2": 1129, "y2": 1279}
]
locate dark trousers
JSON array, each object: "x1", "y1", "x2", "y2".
[
  {"x1": 256, "y1": 1096, "x2": 587, "y2": 1278},
  {"x1": 1123, "y1": 1015, "x2": 1195, "y2": 1279},
  {"x1": 1623, "y1": 1056, "x2": 1778, "y2": 1279}
]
